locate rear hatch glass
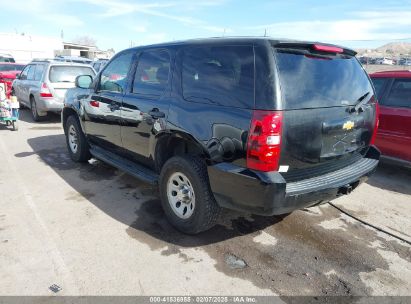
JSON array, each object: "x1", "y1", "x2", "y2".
[
  {"x1": 275, "y1": 49, "x2": 373, "y2": 109},
  {"x1": 49, "y1": 66, "x2": 95, "y2": 83},
  {"x1": 273, "y1": 46, "x2": 377, "y2": 181},
  {"x1": 49, "y1": 65, "x2": 95, "y2": 101}
]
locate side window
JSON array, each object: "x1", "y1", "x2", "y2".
[
  {"x1": 132, "y1": 50, "x2": 170, "y2": 97},
  {"x1": 19, "y1": 65, "x2": 30, "y2": 80},
  {"x1": 27, "y1": 65, "x2": 36, "y2": 80},
  {"x1": 34, "y1": 64, "x2": 44, "y2": 81},
  {"x1": 181, "y1": 45, "x2": 254, "y2": 108},
  {"x1": 93, "y1": 63, "x2": 101, "y2": 72},
  {"x1": 370, "y1": 78, "x2": 387, "y2": 100},
  {"x1": 382, "y1": 79, "x2": 411, "y2": 108},
  {"x1": 99, "y1": 52, "x2": 133, "y2": 93}
]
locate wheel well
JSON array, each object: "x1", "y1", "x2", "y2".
[
  {"x1": 155, "y1": 135, "x2": 206, "y2": 172},
  {"x1": 62, "y1": 108, "x2": 78, "y2": 133}
]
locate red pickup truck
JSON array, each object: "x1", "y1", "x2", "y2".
[
  {"x1": 370, "y1": 70, "x2": 411, "y2": 165},
  {"x1": 0, "y1": 63, "x2": 25, "y2": 98}
]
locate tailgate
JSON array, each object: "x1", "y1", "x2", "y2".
[{"x1": 273, "y1": 44, "x2": 378, "y2": 181}]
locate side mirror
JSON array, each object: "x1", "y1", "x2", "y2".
[
  {"x1": 15, "y1": 73, "x2": 20, "y2": 80},
  {"x1": 75, "y1": 75, "x2": 93, "y2": 89}
]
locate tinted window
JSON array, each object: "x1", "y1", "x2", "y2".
[
  {"x1": 49, "y1": 66, "x2": 95, "y2": 83},
  {"x1": 382, "y1": 79, "x2": 411, "y2": 108},
  {"x1": 133, "y1": 50, "x2": 170, "y2": 97},
  {"x1": 275, "y1": 50, "x2": 373, "y2": 109},
  {"x1": 100, "y1": 52, "x2": 133, "y2": 93},
  {"x1": 19, "y1": 65, "x2": 30, "y2": 80},
  {"x1": 93, "y1": 63, "x2": 101, "y2": 72},
  {"x1": 27, "y1": 65, "x2": 36, "y2": 80},
  {"x1": 0, "y1": 57, "x2": 15, "y2": 63},
  {"x1": 34, "y1": 64, "x2": 44, "y2": 81},
  {"x1": 371, "y1": 78, "x2": 387, "y2": 99},
  {"x1": 182, "y1": 46, "x2": 254, "y2": 108}
]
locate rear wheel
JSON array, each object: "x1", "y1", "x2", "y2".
[
  {"x1": 30, "y1": 96, "x2": 42, "y2": 122},
  {"x1": 159, "y1": 155, "x2": 221, "y2": 234},
  {"x1": 65, "y1": 115, "x2": 90, "y2": 162}
]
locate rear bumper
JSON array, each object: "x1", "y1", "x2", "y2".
[
  {"x1": 37, "y1": 97, "x2": 64, "y2": 112},
  {"x1": 207, "y1": 146, "x2": 380, "y2": 215}
]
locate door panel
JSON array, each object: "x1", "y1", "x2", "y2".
[
  {"x1": 121, "y1": 49, "x2": 171, "y2": 168},
  {"x1": 376, "y1": 78, "x2": 411, "y2": 162},
  {"x1": 83, "y1": 51, "x2": 134, "y2": 152}
]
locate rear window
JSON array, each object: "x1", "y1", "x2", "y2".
[
  {"x1": 182, "y1": 45, "x2": 254, "y2": 108},
  {"x1": 382, "y1": 79, "x2": 411, "y2": 108},
  {"x1": 370, "y1": 77, "x2": 387, "y2": 99},
  {"x1": 49, "y1": 66, "x2": 95, "y2": 83},
  {"x1": 275, "y1": 50, "x2": 373, "y2": 109}
]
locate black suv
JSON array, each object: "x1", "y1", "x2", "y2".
[{"x1": 62, "y1": 38, "x2": 380, "y2": 234}]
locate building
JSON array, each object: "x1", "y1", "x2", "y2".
[
  {"x1": 0, "y1": 32, "x2": 114, "y2": 63},
  {"x1": 0, "y1": 33, "x2": 62, "y2": 63}
]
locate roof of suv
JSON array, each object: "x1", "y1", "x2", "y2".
[
  {"x1": 30, "y1": 59, "x2": 93, "y2": 67},
  {"x1": 126, "y1": 36, "x2": 356, "y2": 55},
  {"x1": 370, "y1": 70, "x2": 411, "y2": 78}
]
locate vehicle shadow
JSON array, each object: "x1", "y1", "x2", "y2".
[
  {"x1": 22, "y1": 134, "x2": 287, "y2": 247},
  {"x1": 366, "y1": 162, "x2": 411, "y2": 196},
  {"x1": 18, "y1": 108, "x2": 61, "y2": 124}
]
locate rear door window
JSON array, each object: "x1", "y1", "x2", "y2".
[
  {"x1": 49, "y1": 66, "x2": 95, "y2": 83},
  {"x1": 34, "y1": 64, "x2": 44, "y2": 81},
  {"x1": 132, "y1": 50, "x2": 170, "y2": 98},
  {"x1": 275, "y1": 49, "x2": 373, "y2": 109},
  {"x1": 27, "y1": 65, "x2": 36, "y2": 80},
  {"x1": 382, "y1": 79, "x2": 411, "y2": 108},
  {"x1": 181, "y1": 45, "x2": 254, "y2": 108}
]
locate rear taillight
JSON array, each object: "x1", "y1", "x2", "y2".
[
  {"x1": 246, "y1": 110, "x2": 283, "y2": 172},
  {"x1": 370, "y1": 102, "x2": 380, "y2": 145},
  {"x1": 40, "y1": 82, "x2": 53, "y2": 98}
]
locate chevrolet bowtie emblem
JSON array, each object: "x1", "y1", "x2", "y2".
[{"x1": 343, "y1": 121, "x2": 355, "y2": 131}]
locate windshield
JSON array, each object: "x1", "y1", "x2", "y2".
[
  {"x1": 275, "y1": 49, "x2": 373, "y2": 109},
  {"x1": 0, "y1": 64, "x2": 25, "y2": 72},
  {"x1": 49, "y1": 66, "x2": 95, "y2": 83}
]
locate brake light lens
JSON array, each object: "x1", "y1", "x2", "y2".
[
  {"x1": 247, "y1": 110, "x2": 283, "y2": 172},
  {"x1": 312, "y1": 44, "x2": 343, "y2": 53},
  {"x1": 370, "y1": 102, "x2": 380, "y2": 145},
  {"x1": 90, "y1": 100, "x2": 99, "y2": 107},
  {"x1": 40, "y1": 82, "x2": 53, "y2": 98}
]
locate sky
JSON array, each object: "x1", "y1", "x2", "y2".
[{"x1": 1, "y1": 0, "x2": 411, "y2": 52}]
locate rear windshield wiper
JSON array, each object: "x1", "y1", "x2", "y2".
[{"x1": 350, "y1": 91, "x2": 370, "y2": 113}]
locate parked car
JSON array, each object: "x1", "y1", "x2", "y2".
[
  {"x1": 399, "y1": 58, "x2": 411, "y2": 66},
  {"x1": 55, "y1": 55, "x2": 93, "y2": 65},
  {"x1": 0, "y1": 53, "x2": 15, "y2": 63},
  {"x1": 0, "y1": 63, "x2": 25, "y2": 98},
  {"x1": 375, "y1": 57, "x2": 394, "y2": 65},
  {"x1": 92, "y1": 59, "x2": 109, "y2": 73},
  {"x1": 370, "y1": 70, "x2": 411, "y2": 165},
  {"x1": 62, "y1": 37, "x2": 380, "y2": 234},
  {"x1": 12, "y1": 59, "x2": 95, "y2": 121}
]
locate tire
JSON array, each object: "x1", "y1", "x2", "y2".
[
  {"x1": 65, "y1": 115, "x2": 90, "y2": 162},
  {"x1": 159, "y1": 155, "x2": 221, "y2": 234},
  {"x1": 30, "y1": 96, "x2": 42, "y2": 122}
]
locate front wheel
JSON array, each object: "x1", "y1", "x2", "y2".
[
  {"x1": 159, "y1": 156, "x2": 221, "y2": 234},
  {"x1": 65, "y1": 115, "x2": 90, "y2": 162}
]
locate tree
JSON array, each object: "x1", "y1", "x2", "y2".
[{"x1": 72, "y1": 35, "x2": 97, "y2": 46}]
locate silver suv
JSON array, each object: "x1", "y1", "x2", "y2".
[{"x1": 12, "y1": 60, "x2": 95, "y2": 121}]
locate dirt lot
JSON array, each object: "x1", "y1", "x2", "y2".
[{"x1": 0, "y1": 109, "x2": 410, "y2": 297}]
